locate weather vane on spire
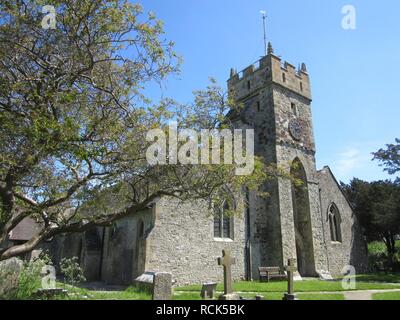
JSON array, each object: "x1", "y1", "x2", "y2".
[{"x1": 260, "y1": 10, "x2": 267, "y2": 56}]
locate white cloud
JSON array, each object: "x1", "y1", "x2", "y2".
[
  {"x1": 336, "y1": 147, "x2": 364, "y2": 176},
  {"x1": 320, "y1": 142, "x2": 394, "y2": 183}
]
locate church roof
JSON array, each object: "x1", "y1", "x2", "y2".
[
  {"x1": 317, "y1": 166, "x2": 354, "y2": 210},
  {"x1": 9, "y1": 217, "x2": 42, "y2": 241}
]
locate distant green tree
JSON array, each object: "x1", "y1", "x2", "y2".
[
  {"x1": 373, "y1": 138, "x2": 400, "y2": 176},
  {"x1": 341, "y1": 179, "x2": 400, "y2": 259}
]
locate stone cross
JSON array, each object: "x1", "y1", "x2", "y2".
[
  {"x1": 285, "y1": 258, "x2": 297, "y2": 295},
  {"x1": 218, "y1": 249, "x2": 236, "y2": 295}
]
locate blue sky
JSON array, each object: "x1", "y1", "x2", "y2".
[{"x1": 139, "y1": 0, "x2": 400, "y2": 183}]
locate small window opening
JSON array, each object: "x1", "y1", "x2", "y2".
[{"x1": 291, "y1": 103, "x2": 297, "y2": 116}]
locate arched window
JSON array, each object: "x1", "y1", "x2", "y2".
[
  {"x1": 214, "y1": 200, "x2": 234, "y2": 240},
  {"x1": 328, "y1": 203, "x2": 342, "y2": 243}
]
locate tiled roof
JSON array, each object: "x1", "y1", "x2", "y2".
[{"x1": 9, "y1": 217, "x2": 42, "y2": 241}]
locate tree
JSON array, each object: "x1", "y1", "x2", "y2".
[
  {"x1": 373, "y1": 138, "x2": 400, "y2": 176},
  {"x1": 341, "y1": 179, "x2": 400, "y2": 259},
  {"x1": 0, "y1": 1, "x2": 270, "y2": 260}
]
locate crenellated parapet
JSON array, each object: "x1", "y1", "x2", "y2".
[{"x1": 228, "y1": 43, "x2": 312, "y2": 101}]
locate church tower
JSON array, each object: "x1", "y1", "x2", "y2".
[{"x1": 228, "y1": 43, "x2": 328, "y2": 277}]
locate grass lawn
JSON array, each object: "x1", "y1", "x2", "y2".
[
  {"x1": 50, "y1": 285, "x2": 152, "y2": 300},
  {"x1": 372, "y1": 291, "x2": 400, "y2": 300},
  {"x1": 176, "y1": 279, "x2": 400, "y2": 293},
  {"x1": 297, "y1": 293, "x2": 345, "y2": 300},
  {"x1": 87, "y1": 287, "x2": 152, "y2": 300},
  {"x1": 44, "y1": 275, "x2": 400, "y2": 300},
  {"x1": 172, "y1": 291, "x2": 345, "y2": 301},
  {"x1": 353, "y1": 273, "x2": 400, "y2": 283}
]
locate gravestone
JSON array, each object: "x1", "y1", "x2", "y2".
[
  {"x1": 240, "y1": 294, "x2": 265, "y2": 300},
  {"x1": 134, "y1": 271, "x2": 155, "y2": 292},
  {"x1": 283, "y1": 258, "x2": 298, "y2": 301},
  {"x1": 317, "y1": 270, "x2": 334, "y2": 281},
  {"x1": 201, "y1": 282, "x2": 218, "y2": 300},
  {"x1": 0, "y1": 257, "x2": 23, "y2": 299},
  {"x1": 217, "y1": 249, "x2": 240, "y2": 300},
  {"x1": 152, "y1": 272, "x2": 172, "y2": 300},
  {"x1": 293, "y1": 271, "x2": 303, "y2": 281}
]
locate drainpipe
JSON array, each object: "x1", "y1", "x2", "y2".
[{"x1": 245, "y1": 189, "x2": 252, "y2": 281}]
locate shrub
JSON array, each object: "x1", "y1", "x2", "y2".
[
  {"x1": 60, "y1": 257, "x2": 86, "y2": 288},
  {"x1": 15, "y1": 252, "x2": 53, "y2": 300},
  {"x1": 368, "y1": 241, "x2": 400, "y2": 272}
]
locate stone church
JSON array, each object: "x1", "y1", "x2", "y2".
[{"x1": 47, "y1": 44, "x2": 368, "y2": 286}]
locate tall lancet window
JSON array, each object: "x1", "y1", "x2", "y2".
[
  {"x1": 213, "y1": 200, "x2": 234, "y2": 240},
  {"x1": 328, "y1": 203, "x2": 342, "y2": 243}
]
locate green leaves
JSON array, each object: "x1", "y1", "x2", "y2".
[
  {"x1": 0, "y1": 1, "x2": 275, "y2": 261},
  {"x1": 0, "y1": 0, "x2": 178, "y2": 185},
  {"x1": 60, "y1": 257, "x2": 86, "y2": 287},
  {"x1": 373, "y1": 138, "x2": 400, "y2": 176},
  {"x1": 342, "y1": 179, "x2": 400, "y2": 258}
]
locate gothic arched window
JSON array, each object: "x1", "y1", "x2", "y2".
[
  {"x1": 213, "y1": 200, "x2": 234, "y2": 240},
  {"x1": 328, "y1": 203, "x2": 342, "y2": 243}
]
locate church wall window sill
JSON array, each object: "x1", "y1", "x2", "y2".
[{"x1": 214, "y1": 237, "x2": 234, "y2": 243}]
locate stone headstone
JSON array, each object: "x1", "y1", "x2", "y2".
[
  {"x1": 317, "y1": 270, "x2": 334, "y2": 281},
  {"x1": 152, "y1": 272, "x2": 172, "y2": 300},
  {"x1": 240, "y1": 294, "x2": 264, "y2": 301},
  {"x1": 201, "y1": 282, "x2": 217, "y2": 300},
  {"x1": 217, "y1": 249, "x2": 240, "y2": 300},
  {"x1": 0, "y1": 257, "x2": 23, "y2": 299},
  {"x1": 134, "y1": 271, "x2": 155, "y2": 292},
  {"x1": 30, "y1": 249, "x2": 43, "y2": 261},
  {"x1": 293, "y1": 271, "x2": 303, "y2": 281}
]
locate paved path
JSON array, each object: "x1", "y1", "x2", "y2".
[
  {"x1": 234, "y1": 288, "x2": 400, "y2": 300},
  {"x1": 343, "y1": 288, "x2": 400, "y2": 300},
  {"x1": 343, "y1": 291, "x2": 373, "y2": 300}
]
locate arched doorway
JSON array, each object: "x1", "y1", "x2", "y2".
[{"x1": 290, "y1": 158, "x2": 316, "y2": 276}]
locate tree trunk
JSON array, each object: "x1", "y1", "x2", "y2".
[{"x1": 383, "y1": 234, "x2": 396, "y2": 261}]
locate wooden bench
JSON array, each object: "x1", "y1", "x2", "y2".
[{"x1": 258, "y1": 267, "x2": 287, "y2": 282}]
